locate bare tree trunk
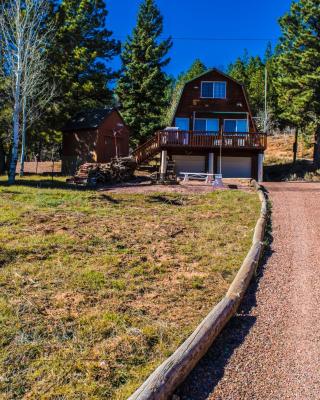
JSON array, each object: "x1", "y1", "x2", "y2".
[
  {"x1": 0, "y1": 139, "x2": 6, "y2": 174},
  {"x1": 313, "y1": 125, "x2": 320, "y2": 169},
  {"x1": 8, "y1": 59, "x2": 22, "y2": 184},
  {"x1": 293, "y1": 128, "x2": 298, "y2": 164},
  {"x1": 1, "y1": 0, "x2": 55, "y2": 184},
  {"x1": 19, "y1": 96, "x2": 27, "y2": 176}
]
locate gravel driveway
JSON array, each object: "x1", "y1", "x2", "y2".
[{"x1": 176, "y1": 182, "x2": 320, "y2": 400}]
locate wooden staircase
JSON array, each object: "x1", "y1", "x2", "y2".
[{"x1": 131, "y1": 133, "x2": 161, "y2": 165}]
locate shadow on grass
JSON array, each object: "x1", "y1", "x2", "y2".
[
  {"x1": 0, "y1": 174, "x2": 89, "y2": 191},
  {"x1": 175, "y1": 191, "x2": 274, "y2": 400},
  {"x1": 100, "y1": 194, "x2": 122, "y2": 204},
  {"x1": 147, "y1": 195, "x2": 184, "y2": 206},
  {"x1": 264, "y1": 159, "x2": 317, "y2": 182}
]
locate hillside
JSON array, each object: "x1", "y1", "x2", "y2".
[{"x1": 265, "y1": 133, "x2": 313, "y2": 165}]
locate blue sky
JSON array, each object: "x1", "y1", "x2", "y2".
[{"x1": 108, "y1": 0, "x2": 292, "y2": 77}]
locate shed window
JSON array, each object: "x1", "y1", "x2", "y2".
[{"x1": 201, "y1": 82, "x2": 226, "y2": 99}]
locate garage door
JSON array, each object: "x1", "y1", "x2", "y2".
[
  {"x1": 218, "y1": 156, "x2": 252, "y2": 178},
  {"x1": 173, "y1": 155, "x2": 206, "y2": 175}
]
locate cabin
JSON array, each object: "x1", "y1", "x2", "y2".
[
  {"x1": 132, "y1": 69, "x2": 267, "y2": 181},
  {"x1": 61, "y1": 108, "x2": 130, "y2": 175}
]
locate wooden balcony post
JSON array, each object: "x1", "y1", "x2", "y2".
[
  {"x1": 160, "y1": 149, "x2": 168, "y2": 181},
  {"x1": 258, "y1": 153, "x2": 264, "y2": 182},
  {"x1": 208, "y1": 153, "x2": 214, "y2": 175}
]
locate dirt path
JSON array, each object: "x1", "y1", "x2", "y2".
[{"x1": 176, "y1": 182, "x2": 320, "y2": 400}]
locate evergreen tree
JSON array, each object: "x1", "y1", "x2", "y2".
[
  {"x1": 116, "y1": 0, "x2": 172, "y2": 144},
  {"x1": 246, "y1": 56, "x2": 265, "y2": 115},
  {"x1": 227, "y1": 51, "x2": 249, "y2": 88},
  {"x1": 46, "y1": 0, "x2": 120, "y2": 129},
  {"x1": 276, "y1": 0, "x2": 320, "y2": 166},
  {"x1": 264, "y1": 43, "x2": 281, "y2": 128},
  {"x1": 165, "y1": 59, "x2": 207, "y2": 125},
  {"x1": 228, "y1": 46, "x2": 279, "y2": 128},
  {"x1": 228, "y1": 53, "x2": 264, "y2": 116}
]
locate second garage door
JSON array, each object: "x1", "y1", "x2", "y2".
[
  {"x1": 218, "y1": 156, "x2": 252, "y2": 178},
  {"x1": 173, "y1": 155, "x2": 206, "y2": 175}
]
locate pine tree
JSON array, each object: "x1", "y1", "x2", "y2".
[
  {"x1": 246, "y1": 56, "x2": 265, "y2": 115},
  {"x1": 46, "y1": 0, "x2": 120, "y2": 129},
  {"x1": 228, "y1": 54, "x2": 264, "y2": 116},
  {"x1": 116, "y1": 0, "x2": 172, "y2": 144},
  {"x1": 276, "y1": 0, "x2": 320, "y2": 166},
  {"x1": 264, "y1": 43, "x2": 281, "y2": 128},
  {"x1": 165, "y1": 59, "x2": 207, "y2": 125},
  {"x1": 227, "y1": 53, "x2": 249, "y2": 87},
  {"x1": 228, "y1": 46, "x2": 279, "y2": 128}
]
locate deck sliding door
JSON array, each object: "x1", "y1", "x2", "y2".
[
  {"x1": 224, "y1": 119, "x2": 248, "y2": 133},
  {"x1": 175, "y1": 118, "x2": 190, "y2": 131},
  {"x1": 194, "y1": 118, "x2": 219, "y2": 133},
  {"x1": 175, "y1": 118, "x2": 190, "y2": 144}
]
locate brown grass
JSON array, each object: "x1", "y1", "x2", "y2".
[
  {"x1": 0, "y1": 176, "x2": 260, "y2": 399},
  {"x1": 265, "y1": 133, "x2": 313, "y2": 165}
]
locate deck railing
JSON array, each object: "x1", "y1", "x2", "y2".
[
  {"x1": 157, "y1": 130, "x2": 267, "y2": 150},
  {"x1": 132, "y1": 130, "x2": 267, "y2": 164}
]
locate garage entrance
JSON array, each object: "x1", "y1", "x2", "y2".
[
  {"x1": 173, "y1": 155, "x2": 206, "y2": 175},
  {"x1": 218, "y1": 156, "x2": 252, "y2": 178}
]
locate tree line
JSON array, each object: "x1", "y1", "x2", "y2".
[{"x1": 0, "y1": 0, "x2": 319, "y2": 183}]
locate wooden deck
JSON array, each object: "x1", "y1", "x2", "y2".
[{"x1": 133, "y1": 131, "x2": 267, "y2": 165}]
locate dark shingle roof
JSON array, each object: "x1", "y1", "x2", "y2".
[{"x1": 62, "y1": 107, "x2": 114, "y2": 131}]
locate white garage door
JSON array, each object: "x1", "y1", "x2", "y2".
[
  {"x1": 173, "y1": 155, "x2": 206, "y2": 175},
  {"x1": 218, "y1": 156, "x2": 252, "y2": 178}
]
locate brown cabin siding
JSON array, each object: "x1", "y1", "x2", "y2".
[
  {"x1": 62, "y1": 129, "x2": 98, "y2": 161},
  {"x1": 62, "y1": 110, "x2": 130, "y2": 174},
  {"x1": 174, "y1": 70, "x2": 256, "y2": 132},
  {"x1": 96, "y1": 110, "x2": 130, "y2": 163}
]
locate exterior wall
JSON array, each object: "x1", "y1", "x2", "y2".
[
  {"x1": 61, "y1": 110, "x2": 130, "y2": 175},
  {"x1": 96, "y1": 110, "x2": 130, "y2": 163},
  {"x1": 62, "y1": 129, "x2": 98, "y2": 174},
  {"x1": 173, "y1": 70, "x2": 256, "y2": 132},
  {"x1": 169, "y1": 70, "x2": 261, "y2": 179}
]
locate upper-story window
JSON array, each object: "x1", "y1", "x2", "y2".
[{"x1": 201, "y1": 81, "x2": 226, "y2": 99}]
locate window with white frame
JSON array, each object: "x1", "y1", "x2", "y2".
[
  {"x1": 224, "y1": 119, "x2": 248, "y2": 133},
  {"x1": 194, "y1": 118, "x2": 219, "y2": 132},
  {"x1": 201, "y1": 81, "x2": 226, "y2": 99}
]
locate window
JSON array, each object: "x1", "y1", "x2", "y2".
[
  {"x1": 201, "y1": 82, "x2": 214, "y2": 98},
  {"x1": 194, "y1": 119, "x2": 206, "y2": 131},
  {"x1": 224, "y1": 119, "x2": 248, "y2": 133},
  {"x1": 214, "y1": 82, "x2": 227, "y2": 98},
  {"x1": 194, "y1": 118, "x2": 219, "y2": 132},
  {"x1": 201, "y1": 81, "x2": 226, "y2": 99},
  {"x1": 175, "y1": 117, "x2": 190, "y2": 130}
]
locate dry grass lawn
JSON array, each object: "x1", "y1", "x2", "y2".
[
  {"x1": 264, "y1": 134, "x2": 320, "y2": 181},
  {"x1": 265, "y1": 133, "x2": 313, "y2": 165},
  {"x1": 0, "y1": 176, "x2": 260, "y2": 399}
]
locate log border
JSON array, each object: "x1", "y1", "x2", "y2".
[{"x1": 128, "y1": 180, "x2": 268, "y2": 400}]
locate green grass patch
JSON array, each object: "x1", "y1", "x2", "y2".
[{"x1": 0, "y1": 176, "x2": 260, "y2": 399}]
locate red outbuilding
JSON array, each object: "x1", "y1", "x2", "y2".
[{"x1": 61, "y1": 108, "x2": 130, "y2": 174}]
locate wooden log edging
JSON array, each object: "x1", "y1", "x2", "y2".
[{"x1": 128, "y1": 180, "x2": 268, "y2": 400}]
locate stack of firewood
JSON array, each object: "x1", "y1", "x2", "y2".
[{"x1": 68, "y1": 157, "x2": 137, "y2": 185}]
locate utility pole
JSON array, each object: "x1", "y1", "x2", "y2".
[{"x1": 264, "y1": 67, "x2": 268, "y2": 133}]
